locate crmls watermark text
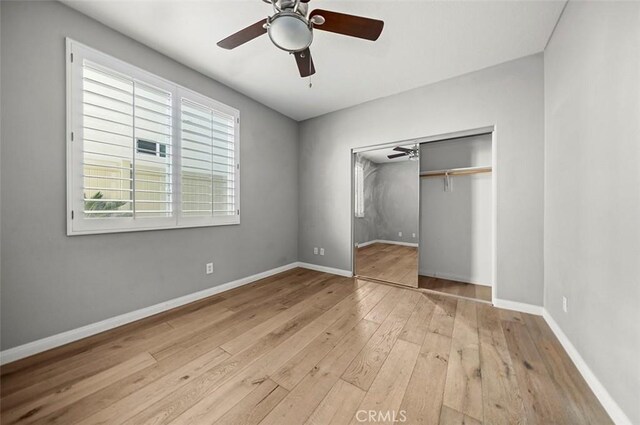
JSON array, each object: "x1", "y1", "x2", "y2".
[{"x1": 355, "y1": 410, "x2": 407, "y2": 423}]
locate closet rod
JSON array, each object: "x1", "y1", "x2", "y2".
[{"x1": 420, "y1": 165, "x2": 492, "y2": 178}]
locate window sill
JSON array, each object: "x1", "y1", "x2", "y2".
[{"x1": 67, "y1": 217, "x2": 240, "y2": 236}]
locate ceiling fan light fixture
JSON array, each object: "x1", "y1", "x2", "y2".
[{"x1": 267, "y1": 12, "x2": 313, "y2": 52}]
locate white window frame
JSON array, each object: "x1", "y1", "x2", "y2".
[{"x1": 66, "y1": 39, "x2": 240, "y2": 235}]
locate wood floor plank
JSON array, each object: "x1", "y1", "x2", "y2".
[
  {"x1": 149, "y1": 301, "x2": 289, "y2": 361},
  {"x1": 399, "y1": 331, "x2": 452, "y2": 424},
  {"x1": 439, "y1": 405, "x2": 483, "y2": 425},
  {"x1": 501, "y1": 314, "x2": 575, "y2": 424},
  {"x1": 348, "y1": 339, "x2": 421, "y2": 425},
  {"x1": 152, "y1": 272, "x2": 341, "y2": 361},
  {"x1": 279, "y1": 275, "x2": 355, "y2": 309},
  {"x1": 165, "y1": 304, "x2": 235, "y2": 330},
  {"x1": 428, "y1": 295, "x2": 458, "y2": 337},
  {"x1": 256, "y1": 319, "x2": 380, "y2": 425},
  {"x1": 476, "y1": 304, "x2": 525, "y2": 425},
  {"x1": 521, "y1": 313, "x2": 614, "y2": 425},
  {"x1": 72, "y1": 348, "x2": 229, "y2": 425},
  {"x1": 30, "y1": 345, "x2": 229, "y2": 425},
  {"x1": 304, "y1": 379, "x2": 365, "y2": 425},
  {"x1": 363, "y1": 286, "x2": 405, "y2": 324},
  {"x1": 2, "y1": 353, "x2": 156, "y2": 425},
  {"x1": 0, "y1": 323, "x2": 173, "y2": 412},
  {"x1": 148, "y1": 274, "x2": 342, "y2": 361},
  {"x1": 398, "y1": 294, "x2": 436, "y2": 345},
  {"x1": 222, "y1": 280, "x2": 369, "y2": 355},
  {"x1": 342, "y1": 290, "x2": 420, "y2": 390},
  {"x1": 443, "y1": 300, "x2": 483, "y2": 421},
  {"x1": 123, "y1": 303, "x2": 332, "y2": 425},
  {"x1": 140, "y1": 281, "x2": 365, "y2": 425},
  {"x1": 215, "y1": 268, "x2": 318, "y2": 312},
  {"x1": 212, "y1": 379, "x2": 289, "y2": 425},
  {"x1": 272, "y1": 282, "x2": 389, "y2": 390}
]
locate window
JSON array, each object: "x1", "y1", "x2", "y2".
[
  {"x1": 137, "y1": 139, "x2": 167, "y2": 158},
  {"x1": 67, "y1": 39, "x2": 240, "y2": 235},
  {"x1": 355, "y1": 161, "x2": 364, "y2": 218}
]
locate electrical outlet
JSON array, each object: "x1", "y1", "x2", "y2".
[
  {"x1": 313, "y1": 247, "x2": 318, "y2": 255},
  {"x1": 398, "y1": 231, "x2": 403, "y2": 237},
  {"x1": 562, "y1": 296, "x2": 568, "y2": 313},
  {"x1": 412, "y1": 233, "x2": 416, "y2": 238},
  {"x1": 320, "y1": 248, "x2": 325, "y2": 256},
  {"x1": 206, "y1": 262, "x2": 214, "y2": 275}
]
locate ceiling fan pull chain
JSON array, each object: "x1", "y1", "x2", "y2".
[{"x1": 308, "y1": 55, "x2": 313, "y2": 88}]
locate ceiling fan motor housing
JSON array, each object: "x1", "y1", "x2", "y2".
[{"x1": 277, "y1": 0, "x2": 309, "y2": 16}]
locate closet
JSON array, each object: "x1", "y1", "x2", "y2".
[
  {"x1": 419, "y1": 133, "x2": 493, "y2": 300},
  {"x1": 352, "y1": 131, "x2": 493, "y2": 301}
]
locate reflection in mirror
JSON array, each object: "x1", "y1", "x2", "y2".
[{"x1": 354, "y1": 145, "x2": 419, "y2": 288}]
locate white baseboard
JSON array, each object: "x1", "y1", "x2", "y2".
[
  {"x1": 357, "y1": 239, "x2": 418, "y2": 248},
  {"x1": 492, "y1": 298, "x2": 544, "y2": 315},
  {"x1": 419, "y1": 270, "x2": 491, "y2": 287},
  {"x1": 296, "y1": 262, "x2": 353, "y2": 277},
  {"x1": 542, "y1": 309, "x2": 631, "y2": 425},
  {"x1": 0, "y1": 262, "x2": 299, "y2": 365},
  {"x1": 356, "y1": 240, "x2": 377, "y2": 248},
  {"x1": 375, "y1": 239, "x2": 419, "y2": 247}
]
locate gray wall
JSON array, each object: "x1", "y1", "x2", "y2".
[
  {"x1": 374, "y1": 161, "x2": 419, "y2": 244},
  {"x1": 544, "y1": 2, "x2": 640, "y2": 423},
  {"x1": 355, "y1": 157, "x2": 418, "y2": 246},
  {"x1": 299, "y1": 53, "x2": 544, "y2": 305},
  {"x1": 0, "y1": 1, "x2": 298, "y2": 350},
  {"x1": 420, "y1": 135, "x2": 492, "y2": 285}
]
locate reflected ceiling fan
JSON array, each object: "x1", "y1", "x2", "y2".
[
  {"x1": 217, "y1": 0, "x2": 384, "y2": 78},
  {"x1": 388, "y1": 146, "x2": 419, "y2": 160}
]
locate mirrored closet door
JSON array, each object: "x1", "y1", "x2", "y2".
[{"x1": 353, "y1": 144, "x2": 420, "y2": 288}]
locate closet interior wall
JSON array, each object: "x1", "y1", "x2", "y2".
[{"x1": 419, "y1": 134, "x2": 493, "y2": 286}]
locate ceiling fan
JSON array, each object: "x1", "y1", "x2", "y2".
[
  {"x1": 217, "y1": 0, "x2": 384, "y2": 78},
  {"x1": 388, "y1": 146, "x2": 419, "y2": 160}
]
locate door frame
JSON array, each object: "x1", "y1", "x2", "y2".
[{"x1": 350, "y1": 125, "x2": 497, "y2": 302}]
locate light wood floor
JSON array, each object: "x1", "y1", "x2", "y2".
[
  {"x1": 0, "y1": 268, "x2": 612, "y2": 425},
  {"x1": 356, "y1": 243, "x2": 492, "y2": 302},
  {"x1": 419, "y1": 276, "x2": 492, "y2": 302},
  {"x1": 356, "y1": 243, "x2": 418, "y2": 287}
]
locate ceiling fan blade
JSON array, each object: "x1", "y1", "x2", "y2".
[
  {"x1": 387, "y1": 153, "x2": 407, "y2": 159},
  {"x1": 217, "y1": 19, "x2": 268, "y2": 50},
  {"x1": 294, "y1": 48, "x2": 316, "y2": 77},
  {"x1": 393, "y1": 147, "x2": 413, "y2": 153},
  {"x1": 309, "y1": 9, "x2": 384, "y2": 41}
]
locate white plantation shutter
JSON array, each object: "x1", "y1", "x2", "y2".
[
  {"x1": 355, "y1": 161, "x2": 364, "y2": 218},
  {"x1": 180, "y1": 99, "x2": 237, "y2": 218},
  {"x1": 133, "y1": 82, "x2": 173, "y2": 218},
  {"x1": 67, "y1": 39, "x2": 239, "y2": 235},
  {"x1": 81, "y1": 63, "x2": 135, "y2": 218}
]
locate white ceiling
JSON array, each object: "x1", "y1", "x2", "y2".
[{"x1": 62, "y1": 0, "x2": 565, "y2": 121}]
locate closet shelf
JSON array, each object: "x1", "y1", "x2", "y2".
[{"x1": 420, "y1": 165, "x2": 492, "y2": 178}]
